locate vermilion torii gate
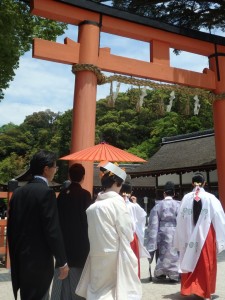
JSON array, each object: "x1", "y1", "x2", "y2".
[{"x1": 31, "y1": 0, "x2": 225, "y2": 209}]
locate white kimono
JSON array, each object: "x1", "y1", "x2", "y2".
[
  {"x1": 174, "y1": 187, "x2": 225, "y2": 273},
  {"x1": 76, "y1": 191, "x2": 142, "y2": 300}
]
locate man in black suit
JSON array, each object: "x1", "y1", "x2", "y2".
[
  {"x1": 51, "y1": 163, "x2": 93, "y2": 300},
  {"x1": 7, "y1": 150, "x2": 69, "y2": 300}
]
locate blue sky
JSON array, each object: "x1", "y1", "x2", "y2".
[{"x1": 1, "y1": 25, "x2": 223, "y2": 126}]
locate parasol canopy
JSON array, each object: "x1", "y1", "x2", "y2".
[{"x1": 60, "y1": 142, "x2": 146, "y2": 162}]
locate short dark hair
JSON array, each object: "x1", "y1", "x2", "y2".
[
  {"x1": 120, "y1": 182, "x2": 132, "y2": 195},
  {"x1": 192, "y1": 173, "x2": 205, "y2": 185},
  {"x1": 69, "y1": 163, "x2": 85, "y2": 182},
  {"x1": 164, "y1": 181, "x2": 175, "y2": 196},
  {"x1": 30, "y1": 150, "x2": 57, "y2": 176},
  {"x1": 101, "y1": 172, "x2": 123, "y2": 190}
]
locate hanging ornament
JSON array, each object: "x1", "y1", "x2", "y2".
[
  {"x1": 136, "y1": 86, "x2": 147, "y2": 112},
  {"x1": 107, "y1": 81, "x2": 114, "y2": 107},
  {"x1": 107, "y1": 81, "x2": 120, "y2": 107},
  {"x1": 166, "y1": 90, "x2": 175, "y2": 112},
  {"x1": 193, "y1": 95, "x2": 201, "y2": 115},
  {"x1": 113, "y1": 82, "x2": 121, "y2": 102}
]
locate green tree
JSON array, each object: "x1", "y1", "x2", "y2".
[
  {"x1": 0, "y1": 0, "x2": 67, "y2": 100},
  {"x1": 0, "y1": 124, "x2": 32, "y2": 157},
  {"x1": 0, "y1": 152, "x2": 26, "y2": 184},
  {"x1": 52, "y1": 109, "x2": 73, "y2": 182},
  {"x1": 22, "y1": 109, "x2": 59, "y2": 132},
  {"x1": 0, "y1": 110, "x2": 62, "y2": 179},
  {"x1": 108, "y1": 1, "x2": 225, "y2": 33},
  {"x1": 0, "y1": 122, "x2": 17, "y2": 133},
  {"x1": 0, "y1": 88, "x2": 214, "y2": 182},
  {"x1": 96, "y1": 87, "x2": 214, "y2": 158}
]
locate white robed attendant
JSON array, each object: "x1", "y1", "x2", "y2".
[
  {"x1": 76, "y1": 162, "x2": 142, "y2": 300},
  {"x1": 174, "y1": 173, "x2": 225, "y2": 300},
  {"x1": 174, "y1": 186, "x2": 225, "y2": 273}
]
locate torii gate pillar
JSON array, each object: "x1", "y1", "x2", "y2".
[
  {"x1": 71, "y1": 21, "x2": 100, "y2": 192},
  {"x1": 210, "y1": 53, "x2": 225, "y2": 205},
  {"x1": 31, "y1": 0, "x2": 225, "y2": 207}
]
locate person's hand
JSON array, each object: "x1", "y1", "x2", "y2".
[
  {"x1": 130, "y1": 195, "x2": 137, "y2": 203},
  {"x1": 58, "y1": 264, "x2": 69, "y2": 280}
]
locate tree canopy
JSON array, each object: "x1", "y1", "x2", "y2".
[
  {"x1": 0, "y1": 87, "x2": 214, "y2": 184},
  {"x1": 95, "y1": 1, "x2": 225, "y2": 33},
  {"x1": 0, "y1": 0, "x2": 67, "y2": 100}
]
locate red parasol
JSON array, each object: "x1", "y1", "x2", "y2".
[{"x1": 60, "y1": 142, "x2": 146, "y2": 162}]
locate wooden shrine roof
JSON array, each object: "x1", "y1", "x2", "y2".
[{"x1": 128, "y1": 129, "x2": 216, "y2": 177}]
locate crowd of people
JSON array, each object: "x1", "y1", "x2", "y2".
[{"x1": 6, "y1": 150, "x2": 225, "y2": 300}]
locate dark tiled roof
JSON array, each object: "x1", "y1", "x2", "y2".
[{"x1": 129, "y1": 129, "x2": 216, "y2": 177}]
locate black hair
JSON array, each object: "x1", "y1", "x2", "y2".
[
  {"x1": 120, "y1": 179, "x2": 132, "y2": 195},
  {"x1": 69, "y1": 163, "x2": 85, "y2": 182},
  {"x1": 192, "y1": 173, "x2": 205, "y2": 186},
  {"x1": 101, "y1": 172, "x2": 123, "y2": 191},
  {"x1": 192, "y1": 173, "x2": 204, "y2": 225},
  {"x1": 100, "y1": 166, "x2": 107, "y2": 172},
  {"x1": 164, "y1": 181, "x2": 175, "y2": 196},
  {"x1": 30, "y1": 150, "x2": 57, "y2": 176},
  {"x1": 120, "y1": 183, "x2": 132, "y2": 195},
  {"x1": 193, "y1": 200, "x2": 202, "y2": 225}
]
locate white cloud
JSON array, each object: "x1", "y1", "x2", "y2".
[
  {"x1": 1, "y1": 52, "x2": 75, "y2": 125},
  {"x1": 101, "y1": 33, "x2": 150, "y2": 61}
]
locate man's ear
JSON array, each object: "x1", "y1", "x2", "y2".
[{"x1": 42, "y1": 165, "x2": 49, "y2": 175}]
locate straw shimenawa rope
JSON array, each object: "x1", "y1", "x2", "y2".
[{"x1": 72, "y1": 63, "x2": 224, "y2": 100}]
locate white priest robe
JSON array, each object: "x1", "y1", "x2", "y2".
[
  {"x1": 174, "y1": 187, "x2": 225, "y2": 273},
  {"x1": 76, "y1": 191, "x2": 142, "y2": 300}
]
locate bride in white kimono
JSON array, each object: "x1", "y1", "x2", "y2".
[{"x1": 76, "y1": 161, "x2": 142, "y2": 300}]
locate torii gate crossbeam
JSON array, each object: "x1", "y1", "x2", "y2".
[{"x1": 31, "y1": 0, "x2": 225, "y2": 209}]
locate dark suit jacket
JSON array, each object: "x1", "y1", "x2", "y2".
[
  {"x1": 57, "y1": 182, "x2": 93, "y2": 268},
  {"x1": 7, "y1": 178, "x2": 67, "y2": 300}
]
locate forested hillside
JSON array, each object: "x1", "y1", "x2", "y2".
[{"x1": 0, "y1": 87, "x2": 213, "y2": 183}]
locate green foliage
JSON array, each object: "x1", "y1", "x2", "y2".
[
  {"x1": 111, "y1": 1, "x2": 225, "y2": 32},
  {"x1": 0, "y1": 152, "x2": 26, "y2": 184},
  {"x1": 0, "y1": 124, "x2": 31, "y2": 157},
  {"x1": 127, "y1": 140, "x2": 150, "y2": 160},
  {"x1": 0, "y1": 88, "x2": 214, "y2": 184},
  {"x1": 52, "y1": 109, "x2": 73, "y2": 182},
  {"x1": 0, "y1": 123, "x2": 17, "y2": 133},
  {"x1": 0, "y1": 0, "x2": 217, "y2": 184},
  {"x1": 95, "y1": 87, "x2": 214, "y2": 158},
  {"x1": 0, "y1": 0, "x2": 67, "y2": 100}
]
